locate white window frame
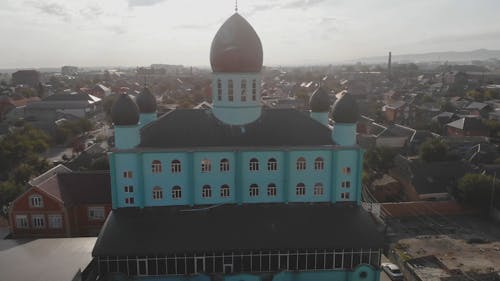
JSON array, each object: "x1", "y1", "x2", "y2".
[
  {"x1": 152, "y1": 187, "x2": 163, "y2": 200},
  {"x1": 151, "y1": 160, "x2": 162, "y2": 174},
  {"x1": 29, "y1": 194, "x2": 43, "y2": 208},
  {"x1": 341, "y1": 192, "x2": 350, "y2": 200},
  {"x1": 15, "y1": 215, "x2": 29, "y2": 229},
  {"x1": 249, "y1": 184, "x2": 259, "y2": 197},
  {"x1": 241, "y1": 79, "x2": 247, "y2": 101},
  {"x1": 217, "y1": 79, "x2": 222, "y2": 101},
  {"x1": 123, "y1": 171, "x2": 133, "y2": 178},
  {"x1": 296, "y1": 157, "x2": 306, "y2": 171},
  {"x1": 267, "y1": 158, "x2": 277, "y2": 171},
  {"x1": 342, "y1": 167, "x2": 351, "y2": 174},
  {"x1": 201, "y1": 159, "x2": 211, "y2": 173},
  {"x1": 341, "y1": 181, "x2": 351, "y2": 188},
  {"x1": 249, "y1": 158, "x2": 259, "y2": 171},
  {"x1": 267, "y1": 183, "x2": 277, "y2": 196},
  {"x1": 220, "y1": 185, "x2": 230, "y2": 197},
  {"x1": 220, "y1": 159, "x2": 230, "y2": 172},
  {"x1": 228, "y1": 79, "x2": 234, "y2": 101},
  {"x1": 125, "y1": 197, "x2": 135, "y2": 204},
  {"x1": 171, "y1": 160, "x2": 181, "y2": 173},
  {"x1": 48, "y1": 214, "x2": 63, "y2": 229},
  {"x1": 296, "y1": 183, "x2": 306, "y2": 196},
  {"x1": 124, "y1": 185, "x2": 134, "y2": 193},
  {"x1": 252, "y1": 79, "x2": 257, "y2": 101},
  {"x1": 172, "y1": 186, "x2": 182, "y2": 199},
  {"x1": 313, "y1": 183, "x2": 324, "y2": 196},
  {"x1": 314, "y1": 157, "x2": 324, "y2": 170},
  {"x1": 202, "y1": 185, "x2": 212, "y2": 198},
  {"x1": 32, "y1": 214, "x2": 45, "y2": 229},
  {"x1": 88, "y1": 206, "x2": 105, "y2": 220}
]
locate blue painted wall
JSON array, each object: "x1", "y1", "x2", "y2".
[
  {"x1": 332, "y1": 123, "x2": 356, "y2": 146},
  {"x1": 310, "y1": 111, "x2": 329, "y2": 127},
  {"x1": 114, "y1": 126, "x2": 140, "y2": 149},
  {"x1": 139, "y1": 113, "x2": 157, "y2": 129},
  {"x1": 110, "y1": 147, "x2": 362, "y2": 209}
]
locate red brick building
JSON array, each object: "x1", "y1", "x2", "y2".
[
  {"x1": 9, "y1": 169, "x2": 111, "y2": 238},
  {"x1": 445, "y1": 117, "x2": 489, "y2": 137}
]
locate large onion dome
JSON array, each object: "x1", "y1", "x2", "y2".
[
  {"x1": 210, "y1": 13, "x2": 263, "y2": 73},
  {"x1": 309, "y1": 87, "x2": 330, "y2": 112},
  {"x1": 111, "y1": 93, "x2": 139, "y2": 126},
  {"x1": 330, "y1": 91, "x2": 359, "y2": 123},
  {"x1": 135, "y1": 87, "x2": 156, "y2": 113}
]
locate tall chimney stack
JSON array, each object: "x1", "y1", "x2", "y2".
[{"x1": 388, "y1": 51, "x2": 392, "y2": 77}]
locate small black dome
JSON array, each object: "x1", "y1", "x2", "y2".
[
  {"x1": 210, "y1": 13, "x2": 263, "y2": 73},
  {"x1": 136, "y1": 87, "x2": 157, "y2": 113},
  {"x1": 330, "y1": 91, "x2": 359, "y2": 123},
  {"x1": 309, "y1": 87, "x2": 330, "y2": 112},
  {"x1": 111, "y1": 93, "x2": 139, "y2": 126}
]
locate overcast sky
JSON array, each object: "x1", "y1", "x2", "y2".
[{"x1": 2, "y1": 0, "x2": 500, "y2": 68}]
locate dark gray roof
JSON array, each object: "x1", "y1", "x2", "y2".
[
  {"x1": 92, "y1": 204, "x2": 384, "y2": 256},
  {"x1": 446, "y1": 117, "x2": 486, "y2": 131},
  {"x1": 135, "y1": 87, "x2": 157, "y2": 113},
  {"x1": 138, "y1": 108, "x2": 335, "y2": 148},
  {"x1": 392, "y1": 156, "x2": 470, "y2": 195},
  {"x1": 330, "y1": 92, "x2": 359, "y2": 123},
  {"x1": 210, "y1": 13, "x2": 263, "y2": 73},
  {"x1": 309, "y1": 87, "x2": 331, "y2": 112},
  {"x1": 111, "y1": 93, "x2": 139, "y2": 126}
]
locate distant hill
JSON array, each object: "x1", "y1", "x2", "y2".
[{"x1": 356, "y1": 49, "x2": 500, "y2": 64}]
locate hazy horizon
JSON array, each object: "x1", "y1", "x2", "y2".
[{"x1": 2, "y1": 0, "x2": 500, "y2": 69}]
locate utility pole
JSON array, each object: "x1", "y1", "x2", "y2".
[{"x1": 491, "y1": 172, "x2": 497, "y2": 213}]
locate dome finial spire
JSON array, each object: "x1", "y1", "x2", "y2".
[{"x1": 235, "y1": 0, "x2": 238, "y2": 12}]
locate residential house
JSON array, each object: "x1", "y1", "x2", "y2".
[
  {"x1": 91, "y1": 84, "x2": 111, "y2": 98},
  {"x1": 446, "y1": 117, "x2": 489, "y2": 137},
  {"x1": 391, "y1": 155, "x2": 469, "y2": 201},
  {"x1": 9, "y1": 166, "x2": 111, "y2": 238}
]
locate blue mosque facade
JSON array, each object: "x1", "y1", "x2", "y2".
[{"x1": 92, "y1": 11, "x2": 384, "y2": 281}]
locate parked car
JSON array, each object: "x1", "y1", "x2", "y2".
[{"x1": 381, "y1": 262, "x2": 403, "y2": 280}]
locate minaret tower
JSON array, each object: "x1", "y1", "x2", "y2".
[
  {"x1": 330, "y1": 91, "x2": 359, "y2": 146},
  {"x1": 309, "y1": 86, "x2": 330, "y2": 126},
  {"x1": 210, "y1": 11, "x2": 263, "y2": 125},
  {"x1": 110, "y1": 94, "x2": 140, "y2": 149},
  {"x1": 135, "y1": 87, "x2": 157, "y2": 128}
]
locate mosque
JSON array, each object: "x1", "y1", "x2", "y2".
[{"x1": 92, "y1": 9, "x2": 384, "y2": 281}]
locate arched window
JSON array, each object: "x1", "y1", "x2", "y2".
[
  {"x1": 152, "y1": 186, "x2": 163, "y2": 200},
  {"x1": 252, "y1": 79, "x2": 257, "y2": 101},
  {"x1": 220, "y1": 184, "x2": 230, "y2": 197},
  {"x1": 202, "y1": 185, "x2": 212, "y2": 198},
  {"x1": 201, "y1": 159, "x2": 211, "y2": 173},
  {"x1": 171, "y1": 159, "x2": 181, "y2": 173},
  {"x1": 267, "y1": 183, "x2": 277, "y2": 196},
  {"x1": 217, "y1": 79, "x2": 222, "y2": 101},
  {"x1": 29, "y1": 194, "x2": 43, "y2": 208},
  {"x1": 220, "y1": 158, "x2": 230, "y2": 172},
  {"x1": 267, "y1": 158, "x2": 277, "y2": 171},
  {"x1": 172, "y1": 186, "x2": 182, "y2": 199},
  {"x1": 249, "y1": 184, "x2": 259, "y2": 197},
  {"x1": 314, "y1": 157, "x2": 324, "y2": 170},
  {"x1": 296, "y1": 157, "x2": 306, "y2": 170},
  {"x1": 241, "y1": 79, "x2": 247, "y2": 101},
  {"x1": 228, "y1": 79, "x2": 234, "y2": 101},
  {"x1": 296, "y1": 183, "x2": 306, "y2": 196},
  {"x1": 151, "y1": 160, "x2": 162, "y2": 173},
  {"x1": 313, "y1": 183, "x2": 324, "y2": 196},
  {"x1": 249, "y1": 158, "x2": 259, "y2": 171}
]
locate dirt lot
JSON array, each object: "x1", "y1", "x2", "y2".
[{"x1": 387, "y1": 215, "x2": 500, "y2": 274}]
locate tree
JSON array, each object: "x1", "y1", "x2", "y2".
[
  {"x1": 457, "y1": 173, "x2": 500, "y2": 210},
  {"x1": 362, "y1": 146, "x2": 399, "y2": 188},
  {"x1": 419, "y1": 138, "x2": 450, "y2": 162}
]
